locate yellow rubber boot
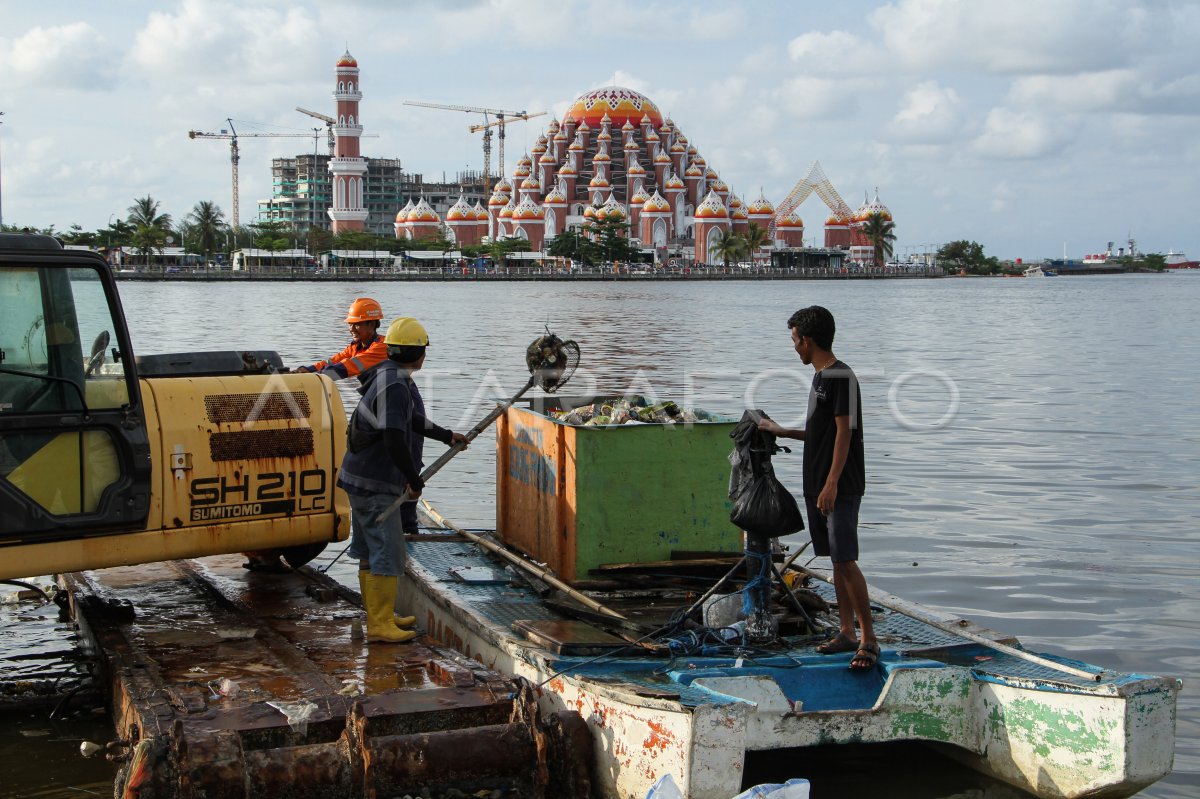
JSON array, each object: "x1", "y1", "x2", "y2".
[
  {"x1": 363, "y1": 573, "x2": 417, "y2": 644},
  {"x1": 359, "y1": 571, "x2": 415, "y2": 628}
]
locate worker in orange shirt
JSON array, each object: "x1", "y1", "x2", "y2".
[
  {"x1": 295, "y1": 297, "x2": 388, "y2": 381},
  {"x1": 244, "y1": 297, "x2": 392, "y2": 574}
]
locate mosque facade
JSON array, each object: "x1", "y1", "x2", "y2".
[{"x1": 319, "y1": 54, "x2": 891, "y2": 265}]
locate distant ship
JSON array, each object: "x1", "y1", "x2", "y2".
[{"x1": 1165, "y1": 250, "x2": 1198, "y2": 269}]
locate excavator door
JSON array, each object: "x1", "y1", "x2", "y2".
[{"x1": 0, "y1": 235, "x2": 152, "y2": 553}]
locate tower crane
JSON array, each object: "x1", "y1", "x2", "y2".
[
  {"x1": 296, "y1": 107, "x2": 337, "y2": 155},
  {"x1": 188, "y1": 119, "x2": 314, "y2": 227},
  {"x1": 467, "y1": 112, "x2": 546, "y2": 194},
  {"x1": 402, "y1": 101, "x2": 545, "y2": 194}
]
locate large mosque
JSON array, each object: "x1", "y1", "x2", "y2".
[{"x1": 330, "y1": 52, "x2": 891, "y2": 265}]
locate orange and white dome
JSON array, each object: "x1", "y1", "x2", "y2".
[
  {"x1": 395, "y1": 199, "x2": 415, "y2": 222},
  {"x1": 499, "y1": 196, "x2": 517, "y2": 219},
  {"x1": 642, "y1": 191, "x2": 672, "y2": 213},
  {"x1": 336, "y1": 50, "x2": 357, "y2": 68},
  {"x1": 593, "y1": 150, "x2": 611, "y2": 163},
  {"x1": 583, "y1": 204, "x2": 598, "y2": 220},
  {"x1": 512, "y1": 196, "x2": 544, "y2": 220},
  {"x1": 709, "y1": 177, "x2": 729, "y2": 193},
  {"x1": 588, "y1": 174, "x2": 611, "y2": 189},
  {"x1": 670, "y1": 141, "x2": 686, "y2": 154},
  {"x1": 627, "y1": 160, "x2": 646, "y2": 176},
  {"x1": 597, "y1": 129, "x2": 612, "y2": 142},
  {"x1": 624, "y1": 139, "x2": 639, "y2": 151},
  {"x1": 747, "y1": 193, "x2": 775, "y2": 215},
  {"x1": 409, "y1": 198, "x2": 440, "y2": 224},
  {"x1": 543, "y1": 185, "x2": 567, "y2": 204},
  {"x1": 558, "y1": 161, "x2": 578, "y2": 176},
  {"x1": 826, "y1": 213, "x2": 849, "y2": 226},
  {"x1": 858, "y1": 191, "x2": 892, "y2": 221},
  {"x1": 695, "y1": 191, "x2": 728, "y2": 219},
  {"x1": 777, "y1": 209, "x2": 804, "y2": 228},
  {"x1": 731, "y1": 204, "x2": 748, "y2": 221},
  {"x1": 622, "y1": 120, "x2": 636, "y2": 132},
  {"x1": 705, "y1": 167, "x2": 720, "y2": 180},
  {"x1": 512, "y1": 161, "x2": 531, "y2": 179},
  {"x1": 601, "y1": 195, "x2": 626, "y2": 220},
  {"x1": 654, "y1": 148, "x2": 672, "y2": 165},
  {"x1": 446, "y1": 196, "x2": 473, "y2": 221},
  {"x1": 472, "y1": 202, "x2": 489, "y2": 221},
  {"x1": 539, "y1": 151, "x2": 556, "y2": 164},
  {"x1": 665, "y1": 172, "x2": 685, "y2": 190},
  {"x1": 727, "y1": 193, "x2": 743, "y2": 210},
  {"x1": 520, "y1": 173, "x2": 541, "y2": 191},
  {"x1": 494, "y1": 178, "x2": 513, "y2": 195},
  {"x1": 630, "y1": 187, "x2": 651, "y2": 206},
  {"x1": 645, "y1": 129, "x2": 660, "y2": 144},
  {"x1": 488, "y1": 191, "x2": 510, "y2": 208},
  {"x1": 563, "y1": 87, "x2": 665, "y2": 130},
  {"x1": 685, "y1": 164, "x2": 703, "y2": 178},
  {"x1": 568, "y1": 135, "x2": 584, "y2": 152}
]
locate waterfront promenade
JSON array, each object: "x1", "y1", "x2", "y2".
[{"x1": 113, "y1": 264, "x2": 946, "y2": 281}]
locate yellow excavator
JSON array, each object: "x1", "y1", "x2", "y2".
[{"x1": 0, "y1": 233, "x2": 349, "y2": 580}]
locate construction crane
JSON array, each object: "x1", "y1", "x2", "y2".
[
  {"x1": 188, "y1": 119, "x2": 314, "y2": 227},
  {"x1": 294, "y1": 106, "x2": 380, "y2": 157},
  {"x1": 296, "y1": 106, "x2": 338, "y2": 155},
  {"x1": 403, "y1": 101, "x2": 544, "y2": 194},
  {"x1": 467, "y1": 112, "x2": 546, "y2": 194},
  {"x1": 774, "y1": 161, "x2": 856, "y2": 234}
]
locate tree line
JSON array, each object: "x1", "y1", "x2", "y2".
[{"x1": 3, "y1": 200, "x2": 904, "y2": 270}]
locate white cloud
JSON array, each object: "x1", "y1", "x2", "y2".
[
  {"x1": 786, "y1": 30, "x2": 883, "y2": 76},
  {"x1": 888, "y1": 80, "x2": 962, "y2": 142},
  {"x1": 774, "y1": 77, "x2": 860, "y2": 121},
  {"x1": 870, "y1": 0, "x2": 1147, "y2": 75},
  {"x1": 970, "y1": 107, "x2": 1070, "y2": 159},
  {"x1": 1, "y1": 22, "x2": 117, "y2": 90},
  {"x1": 1012, "y1": 70, "x2": 1200, "y2": 116}
]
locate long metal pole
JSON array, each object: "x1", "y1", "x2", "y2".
[
  {"x1": 421, "y1": 501, "x2": 625, "y2": 620},
  {"x1": 798, "y1": 566, "x2": 1102, "y2": 682}
]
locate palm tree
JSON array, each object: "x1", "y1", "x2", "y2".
[
  {"x1": 740, "y1": 223, "x2": 770, "y2": 263},
  {"x1": 860, "y1": 211, "x2": 896, "y2": 269},
  {"x1": 126, "y1": 196, "x2": 173, "y2": 267},
  {"x1": 710, "y1": 228, "x2": 748, "y2": 269},
  {"x1": 186, "y1": 201, "x2": 226, "y2": 265}
]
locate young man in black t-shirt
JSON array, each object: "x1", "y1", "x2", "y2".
[{"x1": 759, "y1": 305, "x2": 877, "y2": 670}]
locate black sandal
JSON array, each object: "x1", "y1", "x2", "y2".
[
  {"x1": 816, "y1": 632, "x2": 859, "y2": 655},
  {"x1": 849, "y1": 642, "x2": 880, "y2": 671}
]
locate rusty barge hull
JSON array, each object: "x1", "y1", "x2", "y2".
[{"x1": 62, "y1": 555, "x2": 592, "y2": 798}]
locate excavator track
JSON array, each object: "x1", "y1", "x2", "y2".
[{"x1": 60, "y1": 556, "x2": 593, "y2": 799}]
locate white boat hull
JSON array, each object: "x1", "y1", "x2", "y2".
[{"x1": 400, "y1": 546, "x2": 1179, "y2": 799}]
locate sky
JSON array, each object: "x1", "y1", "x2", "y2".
[{"x1": 1, "y1": 0, "x2": 1198, "y2": 261}]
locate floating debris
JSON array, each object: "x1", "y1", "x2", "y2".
[{"x1": 547, "y1": 397, "x2": 702, "y2": 426}]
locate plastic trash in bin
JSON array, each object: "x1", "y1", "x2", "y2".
[{"x1": 731, "y1": 778, "x2": 811, "y2": 799}]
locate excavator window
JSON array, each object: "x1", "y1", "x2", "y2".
[{"x1": 1, "y1": 260, "x2": 142, "y2": 529}]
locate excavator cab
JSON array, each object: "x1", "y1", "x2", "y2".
[{"x1": 0, "y1": 234, "x2": 151, "y2": 541}]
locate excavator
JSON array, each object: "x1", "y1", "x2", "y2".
[{"x1": 0, "y1": 233, "x2": 349, "y2": 580}]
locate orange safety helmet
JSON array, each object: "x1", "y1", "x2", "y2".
[{"x1": 345, "y1": 297, "x2": 384, "y2": 324}]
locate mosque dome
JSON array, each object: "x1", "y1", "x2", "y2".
[
  {"x1": 685, "y1": 164, "x2": 703, "y2": 177},
  {"x1": 563, "y1": 87, "x2": 665, "y2": 130},
  {"x1": 709, "y1": 178, "x2": 729, "y2": 193},
  {"x1": 471, "y1": 202, "x2": 489, "y2": 220},
  {"x1": 558, "y1": 161, "x2": 578, "y2": 176},
  {"x1": 642, "y1": 192, "x2": 672, "y2": 213},
  {"x1": 337, "y1": 51, "x2": 357, "y2": 68},
  {"x1": 588, "y1": 174, "x2": 611, "y2": 189},
  {"x1": 445, "y1": 196, "x2": 473, "y2": 221},
  {"x1": 544, "y1": 185, "x2": 567, "y2": 204},
  {"x1": 494, "y1": 178, "x2": 513, "y2": 194},
  {"x1": 860, "y1": 191, "x2": 892, "y2": 221},
  {"x1": 627, "y1": 160, "x2": 646, "y2": 176},
  {"x1": 826, "y1": 213, "x2": 849, "y2": 226},
  {"x1": 731, "y1": 205, "x2": 748, "y2": 221},
  {"x1": 630, "y1": 187, "x2": 651, "y2": 205},
  {"x1": 395, "y1": 199, "x2": 415, "y2": 222},
  {"x1": 665, "y1": 173, "x2": 685, "y2": 190},
  {"x1": 747, "y1": 194, "x2": 775, "y2": 215},
  {"x1": 488, "y1": 191, "x2": 510, "y2": 208},
  {"x1": 777, "y1": 209, "x2": 804, "y2": 228},
  {"x1": 583, "y1": 205, "x2": 598, "y2": 220},
  {"x1": 408, "y1": 198, "x2": 440, "y2": 223},
  {"x1": 520, "y1": 174, "x2": 541, "y2": 191},
  {"x1": 513, "y1": 196, "x2": 544, "y2": 220},
  {"x1": 695, "y1": 191, "x2": 728, "y2": 219},
  {"x1": 499, "y1": 196, "x2": 517, "y2": 219},
  {"x1": 727, "y1": 193, "x2": 743, "y2": 209}
]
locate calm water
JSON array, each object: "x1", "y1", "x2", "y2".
[{"x1": 3, "y1": 274, "x2": 1197, "y2": 798}]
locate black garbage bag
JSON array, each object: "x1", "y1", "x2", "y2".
[{"x1": 729, "y1": 410, "x2": 805, "y2": 538}]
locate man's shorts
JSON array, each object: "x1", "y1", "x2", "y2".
[{"x1": 805, "y1": 494, "x2": 863, "y2": 563}]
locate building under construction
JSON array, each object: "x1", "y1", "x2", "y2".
[{"x1": 257, "y1": 155, "x2": 486, "y2": 237}]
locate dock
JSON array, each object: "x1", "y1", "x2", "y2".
[{"x1": 60, "y1": 556, "x2": 593, "y2": 798}]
